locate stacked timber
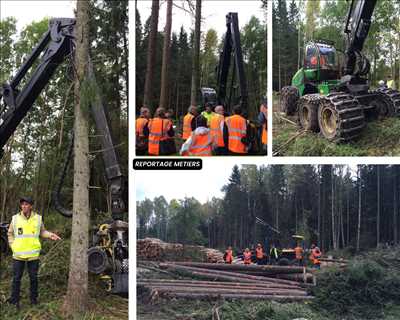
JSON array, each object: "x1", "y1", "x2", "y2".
[
  {"x1": 139, "y1": 264, "x2": 312, "y2": 301},
  {"x1": 137, "y1": 238, "x2": 224, "y2": 262}
]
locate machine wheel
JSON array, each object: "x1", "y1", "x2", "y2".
[
  {"x1": 298, "y1": 94, "x2": 321, "y2": 132},
  {"x1": 280, "y1": 86, "x2": 299, "y2": 116},
  {"x1": 369, "y1": 93, "x2": 394, "y2": 119},
  {"x1": 278, "y1": 258, "x2": 290, "y2": 266},
  {"x1": 376, "y1": 88, "x2": 400, "y2": 116},
  {"x1": 318, "y1": 93, "x2": 365, "y2": 142}
]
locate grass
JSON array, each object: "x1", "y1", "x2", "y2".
[
  {"x1": 0, "y1": 219, "x2": 128, "y2": 320},
  {"x1": 273, "y1": 95, "x2": 400, "y2": 156}
]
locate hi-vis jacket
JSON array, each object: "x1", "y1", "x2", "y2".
[{"x1": 8, "y1": 212, "x2": 51, "y2": 261}]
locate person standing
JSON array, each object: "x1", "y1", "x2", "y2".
[
  {"x1": 255, "y1": 243, "x2": 264, "y2": 265},
  {"x1": 7, "y1": 197, "x2": 61, "y2": 309},
  {"x1": 294, "y1": 245, "x2": 304, "y2": 266},
  {"x1": 243, "y1": 248, "x2": 252, "y2": 265},
  {"x1": 258, "y1": 99, "x2": 268, "y2": 155},
  {"x1": 180, "y1": 116, "x2": 216, "y2": 156},
  {"x1": 145, "y1": 107, "x2": 175, "y2": 156},
  {"x1": 182, "y1": 106, "x2": 198, "y2": 141},
  {"x1": 135, "y1": 107, "x2": 151, "y2": 155},
  {"x1": 209, "y1": 105, "x2": 226, "y2": 155},
  {"x1": 201, "y1": 102, "x2": 216, "y2": 126},
  {"x1": 309, "y1": 244, "x2": 321, "y2": 269},
  {"x1": 269, "y1": 243, "x2": 279, "y2": 265},
  {"x1": 224, "y1": 246, "x2": 234, "y2": 264},
  {"x1": 224, "y1": 105, "x2": 248, "y2": 155}
]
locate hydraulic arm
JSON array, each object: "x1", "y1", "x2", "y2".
[
  {"x1": 216, "y1": 12, "x2": 248, "y2": 112},
  {"x1": 0, "y1": 18, "x2": 126, "y2": 221},
  {"x1": 343, "y1": 0, "x2": 377, "y2": 77}
]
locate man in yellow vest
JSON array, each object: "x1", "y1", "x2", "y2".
[
  {"x1": 387, "y1": 75, "x2": 396, "y2": 90},
  {"x1": 201, "y1": 102, "x2": 216, "y2": 126},
  {"x1": 209, "y1": 105, "x2": 226, "y2": 155},
  {"x1": 7, "y1": 197, "x2": 61, "y2": 308}
]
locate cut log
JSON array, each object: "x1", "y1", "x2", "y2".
[
  {"x1": 138, "y1": 279, "x2": 301, "y2": 290},
  {"x1": 171, "y1": 262, "x2": 308, "y2": 274},
  {"x1": 160, "y1": 263, "x2": 304, "y2": 287},
  {"x1": 159, "y1": 292, "x2": 314, "y2": 301},
  {"x1": 140, "y1": 285, "x2": 308, "y2": 296}
]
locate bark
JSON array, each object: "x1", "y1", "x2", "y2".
[
  {"x1": 154, "y1": 292, "x2": 313, "y2": 301},
  {"x1": 377, "y1": 165, "x2": 380, "y2": 248},
  {"x1": 61, "y1": 1, "x2": 90, "y2": 315},
  {"x1": 171, "y1": 261, "x2": 307, "y2": 274},
  {"x1": 190, "y1": 0, "x2": 202, "y2": 106},
  {"x1": 159, "y1": 0, "x2": 173, "y2": 109},
  {"x1": 357, "y1": 166, "x2": 362, "y2": 252},
  {"x1": 143, "y1": 0, "x2": 160, "y2": 109}
]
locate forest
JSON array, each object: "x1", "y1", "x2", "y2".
[
  {"x1": 0, "y1": 0, "x2": 128, "y2": 224},
  {"x1": 135, "y1": 0, "x2": 267, "y2": 120},
  {"x1": 273, "y1": 0, "x2": 400, "y2": 91},
  {"x1": 137, "y1": 164, "x2": 400, "y2": 253},
  {"x1": 0, "y1": 1, "x2": 129, "y2": 319}
]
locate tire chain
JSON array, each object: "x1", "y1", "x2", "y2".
[
  {"x1": 321, "y1": 92, "x2": 365, "y2": 142},
  {"x1": 376, "y1": 88, "x2": 400, "y2": 116},
  {"x1": 281, "y1": 86, "x2": 299, "y2": 115},
  {"x1": 297, "y1": 93, "x2": 322, "y2": 131}
]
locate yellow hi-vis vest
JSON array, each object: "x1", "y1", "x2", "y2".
[{"x1": 11, "y1": 212, "x2": 42, "y2": 260}]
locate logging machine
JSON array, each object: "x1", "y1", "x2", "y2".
[
  {"x1": 0, "y1": 18, "x2": 128, "y2": 294},
  {"x1": 280, "y1": 0, "x2": 400, "y2": 142},
  {"x1": 200, "y1": 12, "x2": 262, "y2": 153}
]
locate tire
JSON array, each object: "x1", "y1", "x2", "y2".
[
  {"x1": 298, "y1": 94, "x2": 321, "y2": 132},
  {"x1": 318, "y1": 93, "x2": 365, "y2": 142},
  {"x1": 278, "y1": 257, "x2": 290, "y2": 266},
  {"x1": 280, "y1": 86, "x2": 299, "y2": 116},
  {"x1": 376, "y1": 88, "x2": 400, "y2": 116}
]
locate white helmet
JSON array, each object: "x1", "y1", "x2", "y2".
[{"x1": 378, "y1": 80, "x2": 385, "y2": 87}]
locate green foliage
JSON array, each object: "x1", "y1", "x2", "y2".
[{"x1": 311, "y1": 247, "x2": 400, "y2": 319}]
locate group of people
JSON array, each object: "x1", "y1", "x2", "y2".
[
  {"x1": 224, "y1": 243, "x2": 322, "y2": 268},
  {"x1": 135, "y1": 101, "x2": 268, "y2": 156}
]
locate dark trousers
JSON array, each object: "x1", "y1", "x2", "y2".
[
  {"x1": 11, "y1": 259, "x2": 39, "y2": 303},
  {"x1": 214, "y1": 146, "x2": 228, "y2": 155}
]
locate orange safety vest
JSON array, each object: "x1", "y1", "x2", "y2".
[
  {"x1": 310, "y1": 248, "x2": 321, "y2": 265},
  {"x1": 225, "y1": 249, "x2": 233, "y2": 264},
  {"x1": 243, "y1": 251, "x2": 252, "y2": 264},
  {"x1": 182, "y1": 113, "x2": 194, "y2": 140},
  {"x1": 188, "y1": 132, "x2": 212, "y2": 156},
  {"x1": 148, "y1": 118, "x2": 172, "y2": 155},
  {"x1": 256, "y1": 247, "x2": 264, "y2": 259},
  {"x1": 209, "y1": 114, "x2": 225, "y2": 147},
  {"x1": 225, "y1": 115, "x2": 247, "y2": 154},
  {"x1": 294, "y1": 246, "x2": 303, "y2": 260},
  {"x1": 136, "y1": 118, "x2": 148, "y2": 137},
  {"x1": 262, "y1": 123, "x2": 267, "y2": 144}
]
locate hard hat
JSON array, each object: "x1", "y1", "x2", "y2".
[{"x1": 378, "y1": 80, "x2": 385, "y2": 86}]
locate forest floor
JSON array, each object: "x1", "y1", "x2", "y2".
[
  {"x1": 0, "y1": 214, "x2": 128, "y2": 320},
  {"x1": 272, "y1": 93, "x2": 400, "y2": 156},
  {"x1": 137, "y1": 246, "x2": 400, "y2": 320}
]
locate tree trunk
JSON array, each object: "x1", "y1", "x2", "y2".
[
  {"x1": 356, "y1": 166, "x2": 362, "y2": 252},
  {"x1": 62, "y1": 1, "x2": 90, "y2": 315},
  {"x1": 377, "y1": 165, "x2": 380, "y2": 248},
  {"x1": 394, "y1": 168, "x2": 398, "y2": 244},
  {"x1": 143, "y1": 0, "x2": 160, "y2": 110},
  {"x1": 190, "y1": 0, "x2": 202, "y2": 106},
  {"x1": 159, "y1": 0, "x2": 173, "y2": 109}
]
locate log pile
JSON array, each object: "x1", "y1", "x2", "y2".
[
  {"x1": 138, "y1": 262, "x2": 314, "y2": 301},
  {"x1": 137, "y1": 238, "x2": 224, "y2": 262}
]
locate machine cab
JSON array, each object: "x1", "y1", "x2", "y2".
[{"x1": 304, "y1": 42, "x2": 340, "y2": 81}]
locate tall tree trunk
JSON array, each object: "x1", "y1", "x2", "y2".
[
  {"x1": 62, "y1": 1, "x2": 90, "y2": 315},
  {"x1": 331, "y1": 166, "x2": 336, "y2": 250},
  {"x1": 190, "y1": 0, "x2": 202, "y2": 106},
  {"x1": 159, "y1": 0, "x2": 173, "y2": 109},
  {"x1": 377, "y1": 165, "x2": 380, "y2": 248},
  {"x1": 143, "y1": 0, "x2": 160, "y2": 110},
  {"x1": 394, "y1": 168, "x2": 398, "y2": 244},
  {"x1": 357, "y1": 166, "x2": 362, "y2": 252}
]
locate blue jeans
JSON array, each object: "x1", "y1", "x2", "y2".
[{"x1": 11, "y1": 259, "x2": 39, "y2": 303}]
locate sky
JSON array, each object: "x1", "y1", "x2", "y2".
[
  {"x1": 136, "y1": 0, "x2": 266, "y2": 39},
  {"x1": 1, "y1": 1, "x2": 76, "y2": 31}
]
